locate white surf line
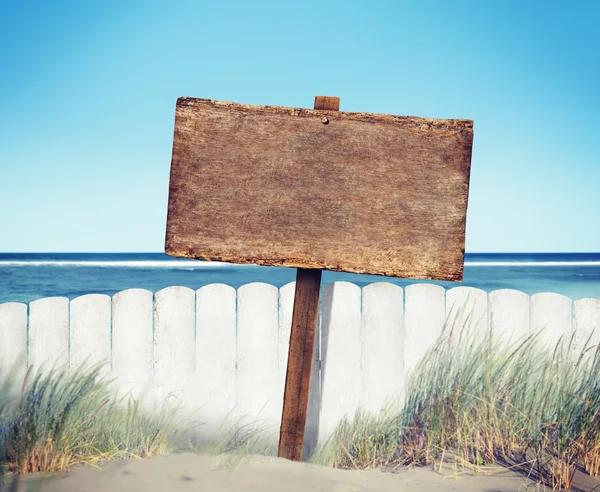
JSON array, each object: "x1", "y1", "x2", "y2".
[
  {"x1": 0, "y1": 261, "x2": 236, "y2": 267},
  {"x1": 464, "y1": 261, "x2": 600, "y2": 267}
]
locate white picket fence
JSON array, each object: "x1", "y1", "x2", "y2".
[{"x1": 1, "y1": 282, "x2": 599, "y2": 457}]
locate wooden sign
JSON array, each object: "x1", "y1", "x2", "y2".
[
  {"x1": 165, "y1": 97, "x2": 473, "y2": 281},
  {"x1": 165, "y1": 95, "x2": 473, "y2": 462}
]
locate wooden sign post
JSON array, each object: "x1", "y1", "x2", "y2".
[
  {"x1": 277, "y1": 96, "x2": 338, "y2": 461},
  {"x1": 165, "y1": 95, "x2": 473, "y2": 461}
]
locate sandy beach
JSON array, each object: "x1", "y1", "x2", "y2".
[{"x1": 5, "y1": 450, "x2": 599, "y2": 492}]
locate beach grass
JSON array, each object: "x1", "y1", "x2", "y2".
[
  {"x1": 1, "y1": 303, "x2": 599, "y2": 491},
  {"x1": 309, "y1": 302, "x2": 600, "y2": 490},
  {"x1": 0, "y1": 361, "x2": 195, "y2": 478},
  {"x1": 0, "y1": 359, "x2": 282, "y2": 484}
]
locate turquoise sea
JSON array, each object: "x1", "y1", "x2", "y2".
[{"x1": 0, "y1": 253, "x2": 599, "y2": 305}]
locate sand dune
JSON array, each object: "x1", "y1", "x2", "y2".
[{"x1": 1, "y1": 451, "x2": 560, "y2": 492}]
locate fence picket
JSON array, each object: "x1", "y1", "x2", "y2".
[
  {"x1": 277, "y1": 282, "x2": 294, "y2": 433},
  {"x1": 0, "y1": 303, "x2": 27, "y2": 388},
  {"x1": 319, "y1": 281, "x2": 361, "y2": 445},
  {"x1": 154, "y1": 286, "x2": 195, "y2": 414},
  {"x1": 69, "y1": 294, "x2": 111, "y2": 378},
  {"x1": 404, "y1": 284, "x2": 445, "y2": 375},
  {"x1": 531, "y1": 292, "x2": 573, "y2": 347},
  {"x1": 195, "y1": 284, "x2": 237, "y2": 443},
  {"x1": 111, "y1": 289, "x2": 153, "y2": 408},
  {"x1": 278, "y1": 282, "x2": 295, "y2": 408},
  {"x1": 573, "y1": 298, "x2": 600, "y2": 354},
  {"x1": 360, "y1": 282, "x2": 403, "y2": 414},
  {"x1": 29, "y1": 297, "x2": 69, "y2": 371},
  {"x1": 1, "y1": 281, "x2": 599, "y2": 450},
  {"x1": 489, "y1": 289, "x2": 530, "y2": 347},
  {"x1": 446, "y1": 286, "x2": 488, "y2": 337},
  {"x1": 236, "y1": 282, "x2": 280, "y2": 443}
]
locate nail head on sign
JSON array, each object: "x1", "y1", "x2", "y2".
[{"x1": 321, "y1": 117, "x2": 329, "y2": 124}]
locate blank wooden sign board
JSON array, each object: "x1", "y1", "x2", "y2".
[{"x1": 165, "y1": 95, "x2": 473, "y2": 461}]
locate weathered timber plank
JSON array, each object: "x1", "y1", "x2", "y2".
[
  {"x1": 314, "y1": 96, "x2": 340, "y2": 111},
  {"x1": 165, "y1": 98, "x2": 473, "y2": 281},
  {"x1": 279, "y1": 269, "x2": 322, "y2": 461},
  {"x1": 278, "y1": 96, "x2": 334, "y2": 462}
]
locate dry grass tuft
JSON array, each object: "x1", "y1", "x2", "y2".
[{"x1": 309, "y1": 301, "x2": 600, "y2": 491}]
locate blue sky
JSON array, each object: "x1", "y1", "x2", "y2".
[{"x1": 1, "y1": 0, "x2": 598, "y2": 253}]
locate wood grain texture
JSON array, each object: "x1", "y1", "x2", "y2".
[
  {"x1": 278, "y1": 268, "x2": 322, "y2": 461},
  {"x1": 165, "y1": 97, "x2": 473, "y2": 280},
  {"x1": 278, "y1": 97, "x2": 334, "y2": 461},
  {"x1": 314, "y1": 96, "x2": 340, "y2": 111}
]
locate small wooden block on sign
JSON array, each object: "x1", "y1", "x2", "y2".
[{"x1": 165, "y1": 98, "x2": 473, "y2": 281}]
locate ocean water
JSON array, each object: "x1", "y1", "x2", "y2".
[{"x1": 0, "y1": 253, "x2": 599, "y2": 305}]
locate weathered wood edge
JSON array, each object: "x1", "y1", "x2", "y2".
[
  {"x1": 176, "y1": 97, "x2": 474, "y2": 134},
  {"x1": 166, "y1": 96, "x2": 472, "y2": 282},
  {"x1": 163, "y1": 248, "x2": 465, "y2": 281}
]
